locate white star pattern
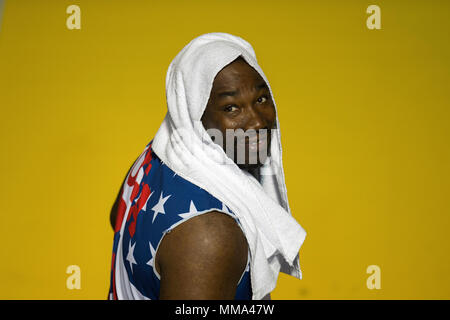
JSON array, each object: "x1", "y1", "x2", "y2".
[
  {"x1": 141, "y1": 191, "x2": 154, "y2": 212},
  {"x1": 112, "y1": 144, "x2": 253, "y2": 299},
  {"x1": 146, "y1": 241, "x2": 157, "y2": 270},
  {"x1": 151, "y1": 192, "x2": 171, "y2": 223},
  {"x1": 126, "y1": 241, "x2": 137, "y2": 274},
  {"x1": 178, "y1": 200, "x2": 198, "y2": 220}
]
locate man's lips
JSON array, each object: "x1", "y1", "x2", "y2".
[
  {"x1": 236, "y1": 133, "x2": 269, "y2": 151},
  {"x1": 248, "y1": 138, "x2": 267, "y2": 152}
]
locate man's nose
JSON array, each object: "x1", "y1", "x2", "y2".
[{"x1": 244, "y1": 106, "x2": 266, "y2": 131}]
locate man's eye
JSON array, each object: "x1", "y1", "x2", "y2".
[
  {"x1": 224, "y1": 105, "x2": 238, "y2": 112},
  {"x1": 257, "y1": 96, "x2": 268, "y2": 104}
]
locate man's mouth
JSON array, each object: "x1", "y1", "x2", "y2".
[
  {"x1": 236, "y1": 132, "x2": 269, "y2": 152},
  {"x1": 248, "y1": 137, "x2": 267, "y2": 152}
]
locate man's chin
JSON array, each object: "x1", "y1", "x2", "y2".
[
  {"x1": 233, "y1": 149, "x2": 270, "y2": 169},
  {"x1": 225, "y1": 143, "x2": 271, "y2": 170},
  {"x1": 237, "y1": 162, "x2": 262, "y2": 170}
]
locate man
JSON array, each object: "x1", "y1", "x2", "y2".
[{"x1": 109, "y1": 33, "x2": 306, "y2": 300}]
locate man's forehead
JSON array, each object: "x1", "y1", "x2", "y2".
[
  {"x1": 217, "y1": 58, "x2": 258, "y2": 76},
  {"x1": 213, "y1": 81, "x2": 268, "y2": 94},
  {"x1": 212, "y1": 65, "x2": 264, "y2": 90}
]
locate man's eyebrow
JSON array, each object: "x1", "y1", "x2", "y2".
[
  {"x1": 255, "y1": 82, "x2": 268, "y2": 91},
  {"x1": 216, "y1": 82, "x2": 268, "y2": 98},
  {"x1": 217, "y1": 89, "x2": 239, "y2": 98}
]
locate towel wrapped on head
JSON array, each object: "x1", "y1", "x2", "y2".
[{"x1": 152, "y1": 32, "x2": 307, "y2": 300}]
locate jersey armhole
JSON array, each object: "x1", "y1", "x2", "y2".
[{"x1": 152, "y1": 208, "x2": 251, "y2": 284}]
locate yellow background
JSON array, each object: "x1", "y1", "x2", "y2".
[{"x1": 0, "y1": 0, "x2": 449, "y2": 299}]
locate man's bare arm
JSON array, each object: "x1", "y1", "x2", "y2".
[{"x1": 156, "y1": 211, "x2": 249, "y2": 299}]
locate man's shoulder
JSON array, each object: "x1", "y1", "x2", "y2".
[
  {"x1": 161, "y1": 211, "x2": 247, "y2": 257},
  {"x1": 157, "y1": 211, "x2": 249, "y2": 298},
  {"x1": 178, "y1": 210, "x2": 245, "y2": 239}
]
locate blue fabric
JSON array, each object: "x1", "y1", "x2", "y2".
[{"x1": 109, "y1": 141, "x2": 251, "y2": 300}]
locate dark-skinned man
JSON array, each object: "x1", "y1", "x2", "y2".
[{"x1": 108, "y1": 33, "x2": 306, "y2": 301}]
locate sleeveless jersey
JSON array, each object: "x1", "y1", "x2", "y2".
[{"x1": 108, "y1": 141, "x2": 252, "y2": 300}]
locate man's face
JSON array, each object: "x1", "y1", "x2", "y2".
[{"x1": 201, "y1": 57, "x2": 276, "y2": 169}]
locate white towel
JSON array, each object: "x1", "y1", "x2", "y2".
[{"x1": 152, "y1": 32, "x2": 307, "y2": 300}]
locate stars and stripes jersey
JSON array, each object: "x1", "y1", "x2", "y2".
[{"x1": 108, "y1": 141, "x2": 252, "y2": 300}]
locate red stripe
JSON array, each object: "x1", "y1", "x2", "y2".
[{"x1": 114, "y1": 190, "x2": 127, "y2": 233}]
